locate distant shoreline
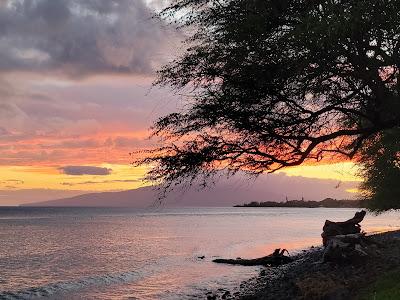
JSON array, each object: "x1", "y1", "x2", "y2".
[{"x1": 234, "y1": 198, "x2": 365, "y2": 208}]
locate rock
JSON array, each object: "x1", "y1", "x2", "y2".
[
  {"x1": 324, "y1": 287, "x2": 350, "y2": 300},
  {"x1": 222, "y1": 291, "x2": 231, "y2": 299}
]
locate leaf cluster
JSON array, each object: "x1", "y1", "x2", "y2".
[
  {"x1": 358, "y1": 128, "x2": 400, "y2": 211},
  {"x1": 137, "y1": 0, "x2": 400, "y2": 192}
]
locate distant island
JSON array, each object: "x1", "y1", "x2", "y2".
[{"x1": 235, "y1": 198, "x2": 365, "y2": 208}]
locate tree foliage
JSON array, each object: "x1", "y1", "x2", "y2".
[
  {"x1": 138, "y1": 0, "x2": 400, "y2": 192},
  {"x1": 358, "y1": 129, "x2": 400, "y2": 211}
]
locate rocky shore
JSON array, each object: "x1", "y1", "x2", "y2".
[{"x1": 207, "y1": 230, "x2": 400, "y2": 300}]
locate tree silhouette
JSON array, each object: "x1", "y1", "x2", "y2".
[
  {"x1": 358, "y1": 129, "x2": 400, "y2": 211},
  {"x1": 138, "y1": 0, "x2": 400, "y2": 192}
]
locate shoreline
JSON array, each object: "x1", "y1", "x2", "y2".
[
  {"x1": 234, "y1": 198, "x2": 364, "y2": 209},
  {"x1": 207, "y1": 230, "x2": 400, "y2": 300}
]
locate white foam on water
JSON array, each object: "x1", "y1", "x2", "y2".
[{"x1": 0, "y1": 270, "x2": 142, "y2": 300}]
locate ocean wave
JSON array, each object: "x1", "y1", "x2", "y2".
[{"x1": 0, "y1": 271, "x2": 141, "y2": 300}]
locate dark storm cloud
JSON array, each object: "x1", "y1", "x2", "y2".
[
  {"x1": 0, "y1": 0, "x2": 173, "y2": 76},
  {"x1": 60, "y1": 165, "x2": 112, "y2": 175}
]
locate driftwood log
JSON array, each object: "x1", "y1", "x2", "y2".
[
  {"x1": 321, "y1": 210, "x2": 380, "y2": 263},
  {"x1": 213, "y1": 248, "x2": 293, "y2": 266},
  {"x1": 322, "y1": 210, "x2": 366, "y2": 246}
]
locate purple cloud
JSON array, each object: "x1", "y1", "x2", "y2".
[
  {"x1": 60, "y1": 166, "x2": 112, "y2": 176},
  {"x1": 0, "y1": 0, "x2": 177, "y2": 77}
]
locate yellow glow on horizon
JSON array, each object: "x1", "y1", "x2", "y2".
[
  {"x1": 0, "y1": 161, "x2": 363, "y2": 193},
  {"x1": 279, "y1": 162, "x2": 362, "y2": 182},
  {"x1": 346, "y1": 188, "x2": 361, "y2": 194},
  {"x1": 0, "y1": 164, "x2": 150, "y2": 191}
]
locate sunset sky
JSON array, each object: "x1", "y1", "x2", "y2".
[{"x1": 0, "y1": 0, "x2": 361, "y2": 205}]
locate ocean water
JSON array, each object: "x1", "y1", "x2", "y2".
[{"x1": 0, "y1": 207, "x2": 399, "y2": 299}]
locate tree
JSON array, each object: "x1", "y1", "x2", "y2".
[
  {"x1": 358, "y1": 129, "x2": 400, "y2": 211},
  {"x1": 138, "y1": 0, "x2": 400, "y2": 193}
]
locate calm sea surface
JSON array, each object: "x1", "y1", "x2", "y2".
[{"x1": 0, "y1": 207, "x2": 399, "y2": 299}]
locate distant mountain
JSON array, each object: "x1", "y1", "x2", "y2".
[
  {"x1": 21, "y1": 185, "x2": 279, "y2": 208},
  {"x1": 22, "y1": 186, "x2": 156, "y2": 208},
  {"x1": 22, "y1": 173, "x2": 359, "y2": 208}
]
